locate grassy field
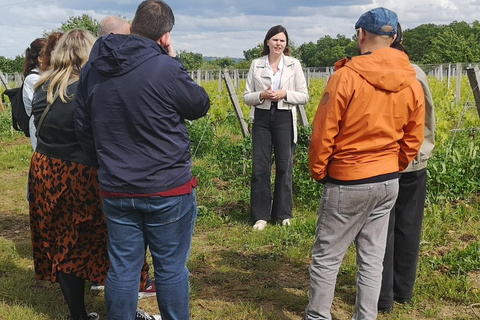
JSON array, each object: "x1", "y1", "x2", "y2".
[{"x1": 1, "y1": 76, "x2": 480, "y2": 320}]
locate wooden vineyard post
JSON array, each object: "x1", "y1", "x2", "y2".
[
  {"x1": 221, "y1": 70, "x2": 249, "y2": 138},
  {"x1": 455, "y1": 63, "x2": 461, "y2": 105},
  {"x1": 466, "y1": 66, "x2": 480, "y2": 119},
  {"x1": 297, "y1": 105, "x2": 309, "y2": 127}
]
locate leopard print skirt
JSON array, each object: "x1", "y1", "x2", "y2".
[{"x1": 28, "y1": 152, "x2": 109, "y2": 284}]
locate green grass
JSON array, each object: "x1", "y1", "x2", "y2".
[{"x1": 1, "y1": 76, "x2": 480, "y2": 319}]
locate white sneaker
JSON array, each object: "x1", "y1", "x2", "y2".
[
  {"x1": 138, "y1": 283, "x2": 156, "y2": 299},
  {"x1": 253, "y1": 220, "x2": 267, "y2": 231},
  {"x1": 282, "y1": 219, "x2": 291, "y2": 226},
  {"x1": 90, "y1": 284, "x2": 104, "y2": 291}
]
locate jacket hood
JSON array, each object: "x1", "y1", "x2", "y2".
[
  {"x1": 335, "y1": 47, "x2": 416, "y2": 92},
  {"x1": 90, "y1": 34, "x2": 164, "y2": 76}
]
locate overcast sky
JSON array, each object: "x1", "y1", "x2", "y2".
[{"x1": 1, "y1": 0, "x2": 479, "y2": 59}]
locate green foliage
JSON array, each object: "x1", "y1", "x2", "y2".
[
  {"x1": 404, "y1": 20, "x2": 480, "y2": 64},
  {"x1": 214, "y1": 57, "x2": 236, "y2": 69},
  {"x1": 427, "y1": 130, "x2": 480, "y2": 203},
  {"x1": 243, "y1": 43, "x2": 263, "y2": 61},
  {"x1": 187, "y1": 116, "x2": 215, "y2": 158},
  {"x1": 178, "y1": 50, "x2": 204, "y2": 71},
  {"x1": 44, "y1": 14, "x2": 98, "y2": 37},
  {"x1": 0, "y1": 55, "x2": 23, "y2": 74},
  {"x1": 298, "y1": 34, "x2": 357, "y2": 67},
  {"x1": 292, "y1": 126, "x2": 322, "y2": 210},
  {"x1": 437, "y1": 242, "x2": 480, "y2": 275}
]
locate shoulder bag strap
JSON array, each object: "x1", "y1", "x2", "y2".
[{"x1": 36, "y1": 96, "x2": 58, "y2": 138}]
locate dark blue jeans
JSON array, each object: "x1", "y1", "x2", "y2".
[
  {"x1": 251, "y1": 105, "x2": 294, "y2": 222},
  {"x1": 102, "y1": 191, "x2": 197, "y2": 320}
]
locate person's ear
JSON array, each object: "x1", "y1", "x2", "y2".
[
  {"x1": 391, "y1": 33, "x2": 398, "y2": 45},
  {"x1": 157, "y1": 32, "x2": 170, "y2": 47},
  {"x1": 358, "y1": 28, "x2": 366, "y2": 42}
]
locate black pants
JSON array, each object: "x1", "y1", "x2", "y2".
[
  {"x1": 250, "y1": 106, "x2": 294, "y2": 222},
  {"x1": 57, "y1": 272, "x2": 88, "y2": 320},
  {"x1": 378, "y1": 168, "x2": 427, "y2": 310}
]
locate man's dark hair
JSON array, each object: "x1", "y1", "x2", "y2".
[
  {"x1": 261, "y1": 25, "x2": 290, "y2": 56},
  {"x1": 130, "y1": 0, "x2": 174, "y2": 41}
]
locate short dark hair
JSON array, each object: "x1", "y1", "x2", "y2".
[
  {"x1": 130, "y1": 0, "x2": 174, "y2": 41},
  {"x1": 261, "y1": 25, "x2": 290, "y2": 56}
]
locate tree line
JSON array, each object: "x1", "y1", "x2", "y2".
[{"x1": 1, "y1": 15, "x2": 479, "y2": 75}]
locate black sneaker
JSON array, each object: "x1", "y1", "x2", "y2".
[
  {"x1": 378, "y1": 306, "x2": 393, "y2": 314},
  {"x1": 135, "y1": 309, "x2": 161, "y2": 320}
]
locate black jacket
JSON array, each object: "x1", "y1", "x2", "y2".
[
  {"x1": 33, "y1": 81, "x2": 92, "y2": 165},
  {"x1": 74, "y1": 34, "x2": 210, "y2": 194}
]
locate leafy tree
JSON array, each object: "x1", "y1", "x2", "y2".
[
  {"x1": 243, "y1": 43, "x2": 263, "y2": 61},
  {"x1": 403, "y1": 21, "x2": 480, "y2": 63},
  {"x1": 0, "y1": 55, "x2": 23, "y2": 73},
  {"x1": 44, "y1": 14, "x2": 98, "y2": 37},
  {"x1": 177, "y1": 50, "x2": 204, "y2": 71},
  {"x1": 297, "y1": 41, "x2": 320, "y2": 67},
  {"x1": 425, "y1": 28, "x2": 475, "y2": 63},
  {"x1": 213, "y1": 57, "x2": 235, "y2": 69},
  {"x1": 236, "y1": 59, "x2": 251, "y2": 70},
  {"x1": 297, "y1": 34, "x2": 356, "y2": 67}
]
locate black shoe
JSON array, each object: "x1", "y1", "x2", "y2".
[
  {"x1": 394, "y1": 297, "x2": 411, "y2": 304},
  {"x1": 378, "y1": 306, "x2": 393, "y2": 314},
  {"x1": 135, "y1": 309, "x2": 161, "y2": 320}
]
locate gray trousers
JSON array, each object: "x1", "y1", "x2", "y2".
[{"x1": 305, "y1": 178, "x2": 399, "y2": 320}]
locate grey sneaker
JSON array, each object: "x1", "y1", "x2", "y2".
[{"x1": 86, "y1": 312, "x2": 99, "y2": 320}]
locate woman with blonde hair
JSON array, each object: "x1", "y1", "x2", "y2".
[{"x1": 28, "y1": 29, "x2": 104, "y2": 320}]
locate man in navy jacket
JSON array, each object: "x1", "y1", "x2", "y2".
[{"x1": 75, "y1": 1, "x2": 210, "y2": 319}]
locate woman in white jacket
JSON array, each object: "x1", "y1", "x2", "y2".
[
  {"x1": 22, "y1": 37, "x2": 46, "y2": 150},
  {"x1": 243, "y1": 25, "x2": 309, "y2": 230}
]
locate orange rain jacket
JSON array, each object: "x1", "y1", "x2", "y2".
[{"x1": 309, "y1": 47, "x2": 425, "y2": 182}]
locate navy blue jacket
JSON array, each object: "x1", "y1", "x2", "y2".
[{"x1": 75, "y1": 34, "x2": 210, "y2": 194}]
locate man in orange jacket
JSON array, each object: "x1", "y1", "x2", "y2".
[{"x1": 305, "y1": 7, "x2": 425, "y2": 320}]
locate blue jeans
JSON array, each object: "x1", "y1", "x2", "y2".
[
  {"x1": 102, "y1": 191, "x2": 197, "y2": 320},
  {"x1": 305, "y1": 179, "x2": 398, "y2": 320}
]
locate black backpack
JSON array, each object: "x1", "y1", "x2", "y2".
[{"x1": 1, "y1": 71, "x2": 39, "y2": 137}]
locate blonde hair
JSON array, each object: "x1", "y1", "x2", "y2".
[{"x1": 35, "y1": 29, "x2": 96, "y2": 104}]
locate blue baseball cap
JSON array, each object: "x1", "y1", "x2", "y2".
[{"x1": 355, "y1": 7, "x2": 398, "y2": 36}]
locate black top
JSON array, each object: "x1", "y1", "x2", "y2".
[{"x1": 33, "y1": 81, "x2": 92, "y2": 165}]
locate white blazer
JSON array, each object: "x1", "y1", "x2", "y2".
[{"x1": 243, "y1": 55, "x2": 308, "y2": 143}]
